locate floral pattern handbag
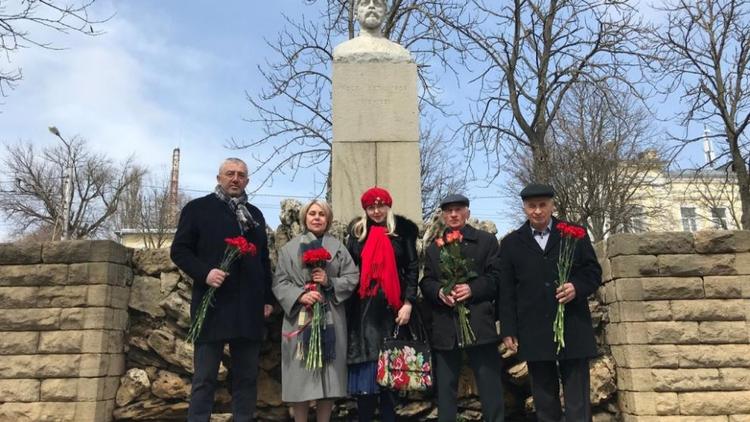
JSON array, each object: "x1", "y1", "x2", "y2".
[{"x1": 376, "y1": 314, "x2": 433, "y2": 391}]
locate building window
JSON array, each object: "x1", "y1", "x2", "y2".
[
  {"x1": 624, "y1": 206, "x2": 646, "y2": 233},
  {"x1": 711, "y1": 207, "x2": 728, "y2": 229},
  {"x1": 681, "y1": 207, "x2": 698, "y2": 232}
]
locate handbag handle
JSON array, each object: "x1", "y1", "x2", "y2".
[{"x1": 391, "y1": 307, "x2": 429, "y2": 342}]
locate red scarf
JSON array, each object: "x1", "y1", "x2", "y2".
[{"x1": 358, "y1": 225, "x2": 402, "y2": 311}]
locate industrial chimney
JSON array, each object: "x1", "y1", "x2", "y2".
[{"x1": 169, "y1": 148, "x2": 180, "y2": 226}]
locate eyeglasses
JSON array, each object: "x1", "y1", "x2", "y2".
[{"x1": 365, "y1": 204, "x2": 388, "y2": 212}]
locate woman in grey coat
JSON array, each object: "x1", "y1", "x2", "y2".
[{"x1": 272, "y1": 199, "x2": 359, "y2": 422}]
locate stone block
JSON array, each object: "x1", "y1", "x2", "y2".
[
  {"x1": 719, "y1": 368, "x2": 750, "y2": 390},
  {"x1": 679, "y1": 391, "x2": 750, "y2": 415},
  {"x1": 601, "y1": 280, "x2": 616, "y2": 305},
  {"x1": 730, "y1": 416, "x2": 750, "y2": 422},
  {"x1": 0, "y1": 379, "x2": 40, "y2": 402},
  {"x1": 695, "y1": 230, "x2": 750, "y2": 253},
  {"x1": 704, "y1": 276, "x2": 747, "y2": 298},
  {"x1": 736, "y1": 253, "x2": 750, "y2": 274},
  {"x1": 610, "y1": 345, "x2": 679, "y2": 369},
  {"x1": 618, "y1": 391, "x2": 679, "y2": 415},
  {"x1": 332, "y1": 61, "x2": 419, "y2": 143},
  {"x1": 605, "y1": 322, "x2": 647, "y2": 345},
  {"x1": 0, "y1": 308, "x2": 60, "y2": 330},
  {"x1": 647, "y1": 321, "x2": 700, "y2": 343},
  {"x1": 76, "y1": 399, "x2": 116, "y2": 422},
  {"x1": 610, "y1": 256, "x2": 659, "y2": 278},
  {"x1": 129, "y1": 275, "x2": 166, "y2": 317},
  {"x1": 622, "y1": 417, "x2": 727, "y2": 422},
  {"x1": 678, "y1": 344, "x2": 750, "y2": 368},
  {"x1": 68, "y1": 262, "x2": 132, "y2": 287},
  {"x1": 0, "y1": 354, "x2": 81, "y2": 378},
  {"x1": 618, "y1": 301, "x2": 671, "y2": 321},
  {"x1": 373, "y1": 142, "x2": 422, "y2": 223},
  {"x1": 38, "y1": 330, "x2": 84, "y2": 353},
  {"x1": 0, "y1": 242, "x2": 42, "y2": 264},
  {"x1": 0, "y1": 402, "x2": 78, "y2": 422},
  {"x1": 56, "y1": 307, "x2": 129, "y2": 330},
  {"x1": 607, "y1": 232, "x2": 695, "y2": 256},
  {"x1": 331, "y1": 142, "x2": 376, "y2": 224},
  {"x1": 36, "y1": 285, "x2": 88, "y2": 307},
  {"x1": 699, "y1": 321, "x2": 749, "y2": 343},
  {"x1": 41, "y1": 377, "x2": 120, "y2": 401},
  {"x1": 0, "y1": 286, "x2": 37, "y2": 308},
  {"x1": 0, "y1": 331, "x2": 38, "y2": 354},
  {"x1": 642, "y1": 277, "x2": 704, "y2": 300},
  {"x1": 617, "y1": 368, "x2": 656, "y2": 391},
  {"x1": 132, "y1": 248, "x2": 176, "y2": 275},
  {"x1": 658, "y1": 254, "x2": 736, "y2": 276},
  {"x1": 0, "y1": 264, "x2": 68, "y2": 286},
  {"x1": 600, "y1": 257, "x2": 613, "y2": 283},
  {"x1": 42, "y1": 240, "x2": 131, "y2": 264},
  {"x1": 652, "y1": 368, "x2": 722, "y2": 392},
  {"x1": 160, "y1": 271, "x2": 180, "y2": 294},
  {"x1": 670, "y1": 299, "x2": 746, "y2": 320},
  {"x1": 81, "y1": 330, "x2": 125, "y2": 354}
]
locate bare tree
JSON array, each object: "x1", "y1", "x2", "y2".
[
  {"x1": 0, "y1": 134, "x2": 145, "y2": 240},
  {"x1": 0, "y1": 0, "x2": 105, "y2": 97},
  {"x1": 446, "y1": 0, "x2": 650, "y2": 182},
  {"x1": 230, "y1": 0, "x2": 468, "y2": 207},
  {"x1": 116, "y1": 173, "x2": 190, "y2": 248},
  {"x1": 509, "y1": 82, "x2": 665, "y2": 241},
  {"x1": 420, "y1": 122, "x2": 467, "y2": 219},
  {"x1": 651, "y1": 0, "x2": 750, "y2": 229}
]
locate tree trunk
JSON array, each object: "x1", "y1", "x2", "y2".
[
  {"x1": 529, "y1": 132, "x2": 552, "y2": 184},
  {"x1": 728, "y1": 134, "x2": 750, "y2": 230}
]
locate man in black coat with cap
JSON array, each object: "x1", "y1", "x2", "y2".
[
  {"x1": 420, "y1": 194, "x2": 505, "y2": 422},
  {"x1": 498, "y1": 183, "x2": 601, "y2": 422},
  {"x1": 171, "y1": 158, "x2": 274, "y2": 422}
]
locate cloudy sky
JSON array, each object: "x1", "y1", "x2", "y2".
[{"x1": 0, "y1": 1, "x2": 705, "y2": 240}]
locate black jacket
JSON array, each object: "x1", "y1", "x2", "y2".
[
  {"x1": 170, "y1": 194, "x2": 273, "y2": 343},
  {"x1": 420, "y1": 224, "x2": 500, "y2": 351},
  {"x1": 498, "y1": 217, "x2": 602, "y2": 361},
  {"x1": 345, "y1": 215, "x2": 419, "y2": 364}
]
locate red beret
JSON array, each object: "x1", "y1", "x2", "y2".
[{"x1": 360, "y1": 187, "x2": 393, "y2": 209}]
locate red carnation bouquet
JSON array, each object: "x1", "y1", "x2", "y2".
[
  {"x1": 186, "y1": 236, "x2": 257, "y2": 343},
  {"x1": 300, "y1": 247, "x2": 331, "y2": 370},
  {"x1": 435, "y1": 230, "x2": 477, "y2": 347},
  {"x1": 553, "y1": 222, "x2": 586, "y2": 353}
]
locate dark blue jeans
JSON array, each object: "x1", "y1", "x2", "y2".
[{"x1": 187, "y1": 339, "x2": 261, "y2": 422}]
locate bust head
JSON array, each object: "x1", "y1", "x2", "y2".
[{"x1": 355, "y1": 0, "x2": 387, "y2": 37}]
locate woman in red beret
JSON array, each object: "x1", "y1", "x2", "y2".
[{"x1": 345, "y1": 187, "x2": 419, "y2": 422}]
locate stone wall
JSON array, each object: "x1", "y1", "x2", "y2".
[
  {"x1": 0, "y1": 241, "x2": 132, "y2": 422},
  {"x1": 601, "y1": 231, "x2": 750, "y2": 421},
  {"x1": 9, "y1": 225, "x2": 748, "y2": 420}
]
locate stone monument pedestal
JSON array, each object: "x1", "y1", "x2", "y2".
[{"x1": 331, "y1": 59, "x2": 422, "y2": 223}]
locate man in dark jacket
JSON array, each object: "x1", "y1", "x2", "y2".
[
  {"x1": 498, "y1": 183, "x2": 602, "y2": 422},
  {"x1": 420, "y1": 194, "x2": 504, "y2": 422},
  {"x1": 171, "y1": 158, "x2": 273, "y2": 422}
]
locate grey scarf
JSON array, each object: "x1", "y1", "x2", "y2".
[{"x1": 214, "y1": 185, "x2": 258, "y2": 234}]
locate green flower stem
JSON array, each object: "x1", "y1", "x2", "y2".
[{"x1": 186, "y1": 287, "x2": 216, "y2": 343}]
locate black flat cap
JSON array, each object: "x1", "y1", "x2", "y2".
[
  {"x1": 440, "y1": 193, "x2": 470, "y2": 209},
  {"x1": 520, "y1": 183, "x2": 555, "y2": 199}
]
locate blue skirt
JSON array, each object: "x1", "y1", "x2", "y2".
[{"x1": 348, "y1": 361, "x2": 379, "y2": 395}]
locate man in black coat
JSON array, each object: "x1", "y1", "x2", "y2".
[
  {"x1": 171, "y1": 158, "x2": 274, "y2": 422},
  {"x1": 420, "y1": 194, "x2": 504, "y2": 422},
  {"x1": 498, "y1": 183, "x2": 602, "y2": 422}
]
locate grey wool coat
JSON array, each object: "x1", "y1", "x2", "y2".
[{"x1": 272, "y1": 232, "x2": 359, "y2": 402}]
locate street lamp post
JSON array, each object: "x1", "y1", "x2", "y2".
[{"x1": 49, "y1": 126, "x2": 74, "y2": 240}]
